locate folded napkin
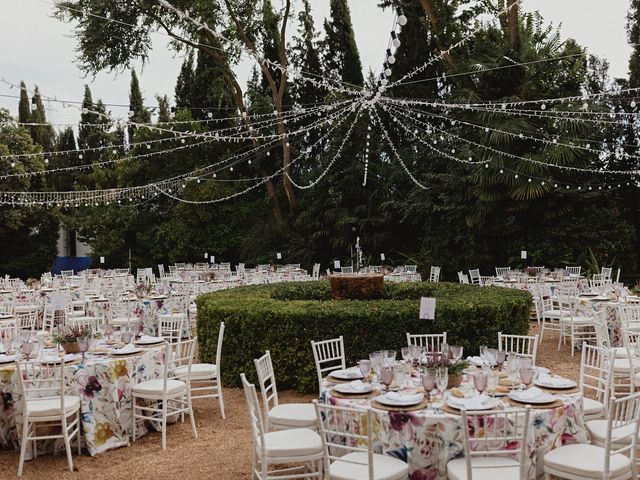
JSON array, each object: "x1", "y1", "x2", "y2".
[
  {"x1": 332, "y1": 368, "x2": 363, "y2": 379},
  {"x1": 448, "y1": 395, "x2": 491, "y2": 410},
  {"x1": 113, "y1": 343, "x2": 137, "y2": 354},
  {"x1": 0, "y1": 354, "x2": 18, "y2": 362},
  {"x1": 466, "y1": 356, "x2": 484, "y2": 366},
  {"x1": 537, "y1": 374, "x2": 572, "y2": 387},
  {"x1": 512, "y1": 387, "x2": 549, "y2": 402},
  {"x1": 138, "y1": 335, "x2": 163, "y2": 343},
  {"x1": 381, "y1": 392, "x2": 423, "y2": 405},
  {"x1": 41, "y1": 353, "x2": 76, "y2": 363}
]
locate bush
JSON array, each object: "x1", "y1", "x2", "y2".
[{"x1": 196, "y1": 281, "x2": 532, "y2": 393}]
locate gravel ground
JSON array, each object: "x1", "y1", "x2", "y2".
[{"x1": 0, "y1": 321, "x2": 577, "y2": 479}]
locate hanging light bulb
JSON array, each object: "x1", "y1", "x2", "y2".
[
  {"x1": 396, "y1": 7, "x2": 408, "y2": 26},
  {"x1": 384, "y1": 62, "x2": 392, "y2": 77},
  {"x1": 386, "y1": 49, "x2": 396, "y2": 65},
  {"x1": 391, "y1": 31, "x2": 401, "y2": 48}
]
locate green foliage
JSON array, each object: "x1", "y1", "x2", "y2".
[
  {"x1": 322, "y1": 0, "x2": 364, "y2": 86},
  {"x1": 196, "y1": 281, "x2": 532, "y2": 393}
]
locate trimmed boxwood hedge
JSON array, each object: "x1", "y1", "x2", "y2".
[{"x1": 196, "y1": 281, "x2": 532, "y2": 393}]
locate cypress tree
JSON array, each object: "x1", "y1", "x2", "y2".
[
  {"x1": 128, "y1": 70, "x2": 151, "y2": 142},
  {"x1": 18, "y1": 81, "x2": 31, "y2": 124},
  {"x1": 323, "y1": 0, "x2": 364, "y2": 86},
  {"x1": 175, "y1": 51, "x2": 195, "y2": 109},
  {"x1": 50, "y1": 127, "x2": 77, "y2": 191},
  {"x1": 156, "y1": 94, "x2": 171, "y2": 123},
  {"x1": 30, "y1": 86, "x2": 55, "y2": 151},
  {"x1": 291, "y1": 0, "x2": 323, "y2": 106},
  {"x1": 628, "y1": 0, "x2": 640, "y2": 87},
  {"x1": 192, "y1": 49, "x2": 235, "y2": 123}
]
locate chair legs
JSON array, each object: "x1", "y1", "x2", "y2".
[
  {"x1": 61, "y1": 415, "x2": 74, "y2": 472},
  {"x1": 18, "y1": 416, "x2": 29, "y2": 477},
  {"x1": 218, "y1": 383, "x2": 226, "y2": 420}
]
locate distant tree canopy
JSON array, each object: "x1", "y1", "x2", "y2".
[{"x1": 1, "y1": 1, "x2": 639, "y2": 279}]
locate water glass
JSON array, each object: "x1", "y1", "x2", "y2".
[
  {"x1": 436, "y1": 366, "x2": 448, "y2": 395},
  {"x1": 487, "y1": 370, "x2": 499, "y2": 396},
  {"x1": 422, "y1": 368, "x2": 437, "y2": 401},
  {"x1": 517, "y1": 356, "x2": 533, "y2": 369},
  {"x1": 370, "y1": 352, "x2": 382, "y2": 377},
  {"x1": 359, "y1": 359, "x2": 371, "y2": 378},
  {"x1": 450, "y1": 345, "x2": 463, "y2": 362},
  {"x1": 380, "y1": 366, "x2": 394, "y2": 391},
  {"x1": 105, "y1": 323, "x2": 113, "y2": 339},
  {"x1": 441, "y1": 343, "x2": 449, "y2": 359},
  {"x1": 472, "y1": 371, "x2": 488, "y2": 396},
  {"x1": 409, "y1": 345, "x2": 422, "y2": 365},
  {"x1": 21, "y1": 341, "x2": 33, "y2": 360},
  {"x1": 496, "y1": 350, "x2": 506, "y2": 368},
  {"x1": 519, "y1": 367, "x2": 535, "y2": 389},
  {"x1": 393, "y1": 363, "x2": 411, "y2": 389},
  {"x1": 401, "y1": 347, "x2": 411, "y2": 362},
  {"x1": 479, "y1": 345, "x2": 488, "y2": 364},
  {"x1": 122, "y1": 330, "x2": 132, "y2": 344},
  {"x1": 485, "y1": 348, "x2": 498, "y2": 368},
  {"x1": 386, "y1": 350, "x2": 397, "y2": 366}
]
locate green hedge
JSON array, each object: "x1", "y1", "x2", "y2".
[{"x1": 196, "y1": 281, "x2": 532, "y2": 393}]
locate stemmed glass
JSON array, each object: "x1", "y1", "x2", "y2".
[
  {"x1": 21, "y1": 341, "x2": 33, "y2": 360},
  {"x1": 370, "y1": 352, "x2": 382, "y2": 377},
  {"x1": 122, "y1": 329, "x2": 132, "y2": 345},
  {"x1": 401, "y1": 347, "x2": 411, "y2": 363},
  {"x1": 78, "y1": 335, "x2": 89, "y2": 364},
  {"x1": 441, "y1": 343, "x2": 449, "y2": 360},
  {"x1": 519, "y1": 367, "x2": 535, "y2": 390},
  {"x1": 435, "y1": 366, "x2": 448, "y2": 401},
  {"x1": 496, "y1": 351, "x2": 506, "y2": 369},
  {"x1": 359, "y1": 359, "x2": 371, "y2": 379},
  {"x1": 422, "y1": 368, "x2": 436, "y2": 404},
  {"x1": 479, "y1": 345, "x2": 488, "y2": 365},
  {"x1": 450, "y1": 345, "x2": 463, "y2": 362},
  {"x1": 409, "y1": 345, "x2": 421, "y2": 366},
  {"x1": 1, "y1": 331, "x2": 13, "y2": 354},
  {"x1": 104, "y1": 322, "x2": 113, "y2": 341},
  {"x1": 385, "y1": 350, "x2": 397, "y2": 367},
  {"x1": 472, "y1": 371, "x2": 488, "y2": 396},
  {"x1": 380, "y1": 366, "x2": 394, "y2": 392}
]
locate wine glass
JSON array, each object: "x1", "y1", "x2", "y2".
[
  {"x1": 496, "y1": 351, "x2": 507, "y2": 369},
  {"x1": 473, "y1": 371, "x2": 488, "y2": 396},
  {"x1": 422, "y1": 368, "x2": 437, "y2": 404},
  {"x1": 21, "y1": 341, "x2": 33, "y2": 360},
  {"x1": 435, "y1": 366, "x2": 448, "y2": 399},
  {"x1": 1, "y1": 331, "x2": 13, "y2": 353},
  {"x1": 441, "y1": 343, "x2": 450, "y2": 360},
  {"x1": 519, "y1": 367, "x2": 535, "y2": 390},
  {"x1": 518, "y1": 356, "x2": 533, "y2": 369},
  {"x1": 380, "y1": 366, "x2": 394, "y2": 391},
  {"x1": 78, "y1": 336, "x2": 89, "y2": 364},
  {"x1": 370, "y1": 352, "x2": 382, "y2": 377},
  {"x1": 485, "y1": 349, "x2": 497, "y2": 368},
  {"x1": 479, "y1": 345, "x2": 488, "y2": 365},
  {"x1": 31, "y1": 338, "x2": 41, "y2": 359},
  {"x1": 104, "y1": 322, "x2": 113, "y2": 341},
  {"x1": 385, "y1": 350, "x2": 397, "y2": 367},
  {"x1": 450, "y1": 345, "x2": 463, "y2": 362},
  {"x1": 409, "y1": 345, "x2": 421, "y2": 366},
  {"x1": 122, "y1": 329, "x2": 132, "y2": 345},
  {"x1": 401, "y1": 347, "x2": 411, "y2": 363},
  {"x1": 487, "y1": 370, "x2": 499, "y2": 396},
  {"x1": 359, "y1": 359, "x2": 371, "y2": 379}
]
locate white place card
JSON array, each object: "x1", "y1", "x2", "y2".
[
  {"x1": 419, "y1": 297, "x2": 436, "y2": 320},
  {"x1": 204, "y1": 252, "x2": 208, "y2": 259},
  {"x1": 100, "y1": 256, "x2": 105, "y2": 264},
  {"x1": 276, "y1": 252, "x2": 282, "y2": 260},
  {"x1": 380, "y1": 253, "x2": 386, "y2": 261},
  {"x1": 521, "y1": 250, "x2": 527, "y2": 260},
  {"x1": 334, "y1": 260, "x2": 341, "y2": 269},
  {"x1": 210, "y1": 256, "x2": 215, "y2": 263}
]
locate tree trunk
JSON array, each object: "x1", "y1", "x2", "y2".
[
  {"x1": 507, "y1": 0, "x2": 520, "y2": 51},
  {"x1": 419, "y1": 0, "x2": 457, "y2": 70}
]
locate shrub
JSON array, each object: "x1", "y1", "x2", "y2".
[
  {"x1": 328, "y1": 274, "x2": 384, "y2": 299},
  {"x1": 196, "y1": 281, "x2": 532, "y2": 393}
]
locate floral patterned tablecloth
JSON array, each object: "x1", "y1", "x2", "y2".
[
  {"x1": 321, "y1": 374, "x2": 587, "y2": 480},
  {"x1": 0, "y1": 348, "x2": 164, "y2": 457}
]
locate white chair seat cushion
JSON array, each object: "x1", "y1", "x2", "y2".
[
  {"x1": 329, "y1": 452, "x2": 409, "y2": 480},
  {"x1": 586, "y1": 419, "x2": 636, "y2": 446},
  {"x1": 269, "y1": 403, "x2": 317, "y2": 427},
  {"x1": 583, "y1": 397, "x2": 605, "y2": 418},
  {"x1": 544, "y1": 443, "x2": 631, "y2": 478},
  {"x1": 560, "y1": 316, "x2": 593, "y2": 324},
  {"x1": 132, "y1": 379, "x2": 186, "y2": 396},
  {"x1": 14, "y1": 304, "x2": 38, "y2": 313},
  {"x1": 447, "y1": 456, "x2": 520, "y2": 480},
  {"x1": 613, "y1": 357, "x2": 640, "y2": 373},
  {"x1": 175, "y1": 363, "x2": 216, "y2": 379},
  {"x1": 71, "y1": 310, "x2": 86, "y2": 317},
  {"x1": 111, "y1": 316, "x2": 133, "y2": 325},
  {"x1": 543, "y1": 310, "x2": 562, "y2": 318},
  {"x1": 613, "y1": 347, "x2": 629, "y2": 359},
  {"x1": 264, "y1": 428, "x2": 322, "y2": 458},
  {"x1": 27, "y1": 395, "x2": 80, "y2": 417}
]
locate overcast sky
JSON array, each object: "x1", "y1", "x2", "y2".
[{"x1": 0, "y1": 0, "x2": 633, "y2": 128}]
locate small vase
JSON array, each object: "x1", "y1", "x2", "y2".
[
  {"x1": 61, "y1": 342, "x2": 80, "y2": 354},
  {"x1": 447, "y1": 373, "x2": 462, "y2": 389}
]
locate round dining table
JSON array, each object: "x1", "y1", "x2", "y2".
[{"x1": 320, "y1": 367, "x2": 587, "y2": 480}]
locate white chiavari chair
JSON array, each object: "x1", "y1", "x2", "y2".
[
  {"x1": 158, "y1": 313, "x2": 185, "y2": 343},
  {"x1": 498, "y1": 332, "x2": 539, "y2": 365},
  {"x1": 565, "y1": 266, "x2": 582, "y2": 276},
  {"x1": 429, "y1": 266, "x2": 441, "y2": 282},
  {"x1": 602, "y1": 267, "x2": 613, "y2": 283},
  {"x1": 458, "y1": 271, "x2": 469, "y2": 284},
  {"x1": 557, "y1": 293, "x2": 595, "y2": 356},
  {"x1": 590, "y1": 273, "x2": 606, "y2": 289},
  {"x1": 579, "y1": 343, "x2": 615, "y2": 421},
  {"x1": 254, "y1": 350, "x2": 316, "y2": 431},
  {"x1": 41, "y1": 304, "x2": 56, "y2": 334},
  {"x1": 313, "y1": 401, "x2": 408, "y2": 480},
  {"x1": 312, "y1": 263, "x2": 320, "y2": 280},
  {"x1": 407, "y1": 332, "x2": 447, "y2": 353},
  {"x1": 618, "y1": 329, "x2": 640, "y2": 394},
  {"x1": 495, "y1": 267, "x2": 511, "y2": 277},
  {"x1": 242, "y1": 374, "x2": 322, "y2": 480},
  {"x1": 544, "y1": 392, "x2": 639, "y2": 480},
  {"x1": 15, "y1": 310, "x2": 36, "y2": 331},
  {"x1": 310, "y1": 336, "x2": 346, "y2": 393},
  {"x1": 593, "y1": 310, "x2": 628, "y2": 359},
  {"x1": 468, "y1": 269, "x2": 481, "y2": 285},
  {"x1": 16, "y1": 358, "x2": 81, "y2": 476},
  {"x1": 619, "y1": 305, "x2": 640, "y2": 331},
  {"x1": 175, "y1": 324, "x2": 225, "y2": 419},
  {"x1": 132, "y1": 339, "x2": 197, "y2": 449},
  {"x1": 447, "y1": 407, "x2": 531, "y2": 480}
]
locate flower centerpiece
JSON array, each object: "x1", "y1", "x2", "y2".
[
  {"x1": 525, "y1": 266, "x2": 538, "y2": 277},
  {"x1": 54, "y1": 325, "x2": 92, "y2": 354},
  {"x1": 423, "y1": 352, "x2": 468, "y2": 389}
]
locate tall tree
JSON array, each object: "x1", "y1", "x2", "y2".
[
  {"x1": 175, "y1": 50, "x2": 195, "y2": 109},
  {"x1": 290, "y1": 0, "x2": 323, "y2": 106},
  {"x1": 323, "y1": 0, "x2": 364, "y2": 86},
  {"x1": 29, "y1": 86, "x2": 55, "y2": 151},
  {"x1": 18, "y1": 81, "x2": 31, "y2": 125},
  {"x1": 628, "y1": 0, "x2": 640, "y2": 87},
  {"x1": 128, "y1": 70, "x2": 151, "y2": 141},
  {"x1": 156, "y1": 94, "x2": 171, "y2": 123}
]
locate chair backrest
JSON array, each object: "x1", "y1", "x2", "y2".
[
  {"x1": 601, "y1": 267, "x2": 613, "y2": 280},
  {"x1": 158, "y1": 313, "x2": 185, "y2": 343},
  {"x1": 622, "y1": 329, "x2": 640, "y2": 361},
  {"x1": 619, "y1": 305, "x2": 640, "y2": 331},
  {"x1": 566, "y1": 266, "x2": 581, "y2": 275},
  {"x1": 215, "y1": 322, "x2": 225, "y2": 371},
  {"x1": 16, "y1": 358, "x2": 69, "y2": 414},
  {"x1": 459, "y1": 407, "x2": 531, "y2": 480},
  {"x1": 497, "y1": 332, "x2": 539, "y2": 365},
  {"x1": 405, "y1": 265, "x2": 417, "y2": 273},
  {"x1": 67, "y1": 316, "x2": 97, "y2": 332},
  {"x1": 60, "y1": 270, "x2": 74, "y2": 278},
  {"x1": 314, "y1": 401, "x2": 375, "y2": 480},
  {"x1": 312, "y1": 263, "x2": 321, "y2": 280},
  {"x1": 168, "y1": 338, "x2": 196, "y2": 385},
  {"x1": 590, "y1": 273, "x2": 606, "y2": 289},
  {"x1": 41, "y1": 304, "x2": 56, "y2": 333},
  {"x1": 468, "y1": 269, "x2": 481, "y2": 285},
  {"x1": 341, "y1": 266, "x2": 353, "y2": 274},
  {"x1": 311, "y1": 336, "x2": 346, "y2": 391},
  {"x1": 495, "y1": 267, "x2": 511, "y2": 277},
  {"x1": 406, "y1": 332, "x2": 447, "y2": 353},
  {"x1": 601, "y1": 392, "x2": 640, "y2": 476},
  {"x1": 458, "y1": 271, "x2": 469, "y2": 284},
  {"x1": 580, "y1": 343, "x2": 614, "y2": 408},
  {"x1": 158, "y1": 264, "x2": 165, "y2": 277},
  {"x1": 429, "y1": 266, "x2": 441, "y2": 282},
  {"x1": 15, "y1": 310, "x2": 36, "y2": 330},
  {"x1": 593, "y1": 310, "x2": 612, "y2": 349},
  {"x1": 0, "y1": 322, "x2": 16, "y2": 341},
  {"x1": 240, "y1": 373, "x2": 267, "y2": 476},
  {"x1": 254, "y1": 350, "x2": 280, "y2": 429}
]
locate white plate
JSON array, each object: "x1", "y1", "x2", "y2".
[
  {"x1": 534, "y1": 378, "x2": 576, "y2": 389},
  {"x1": 333, "y1": 383, "x2": 374, "y2": 394},
  {"x1": 330, "y1": 369, "x2": 364, "y2": 380},
  {"x1": 376, "y1": 393, "x2": 423, "y2": 407},
  {"x1": 508, "y1": 390, "x2": 557, "y2": 404},
  {"x1": 110, "y1": 348, "x2": 142, "y2": 356},
  {"x1": 134, "y1": 338, "x2": 165, "y2": 346},
  {"x1": 447, "y1": 397, "x2": 499, "y2": 411},
  {"x1": 0, "y1": 354, "x2": 18, "y2": 363}
]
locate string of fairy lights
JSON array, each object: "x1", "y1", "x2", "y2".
[{"x1": 2, "y1": 0, "x2": 640, "y2": 209}]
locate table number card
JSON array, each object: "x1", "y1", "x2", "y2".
[
  {"x1": 419, "y1": 297, "x2": 436, "y2": 320},
  {"x1": 380, "y1": 253, "x2": 385, "y2": 261},
  {"x1": 521, "y1": 250, "x2": 527, "y2": 260},
  {"x1": 334, "y1": 260, "x2": 341, "y2": 269},
  {"x1": 276, "y1": 252, "x2": 282, "y2": 260},
  {"x1": 204, "y1": 252, "x2": 208, "y2": 259},
  {"x1": 210, "y1": 256, "x2": 215, "y2": 263},
  {"x1": 100, "y1": 256, "x2": 105, "y2": 264}
]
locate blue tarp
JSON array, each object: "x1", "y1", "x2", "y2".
[{"x1": 52, "y1": 256, "x2": 92, "y2": 275}]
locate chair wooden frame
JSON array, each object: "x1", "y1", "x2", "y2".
[
  {"x1": 406, "y1": 332, "x2": 447, "y2": 353},
  {"x1": 311, "y1": 336, "x2": 346, "y2": 392}
]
